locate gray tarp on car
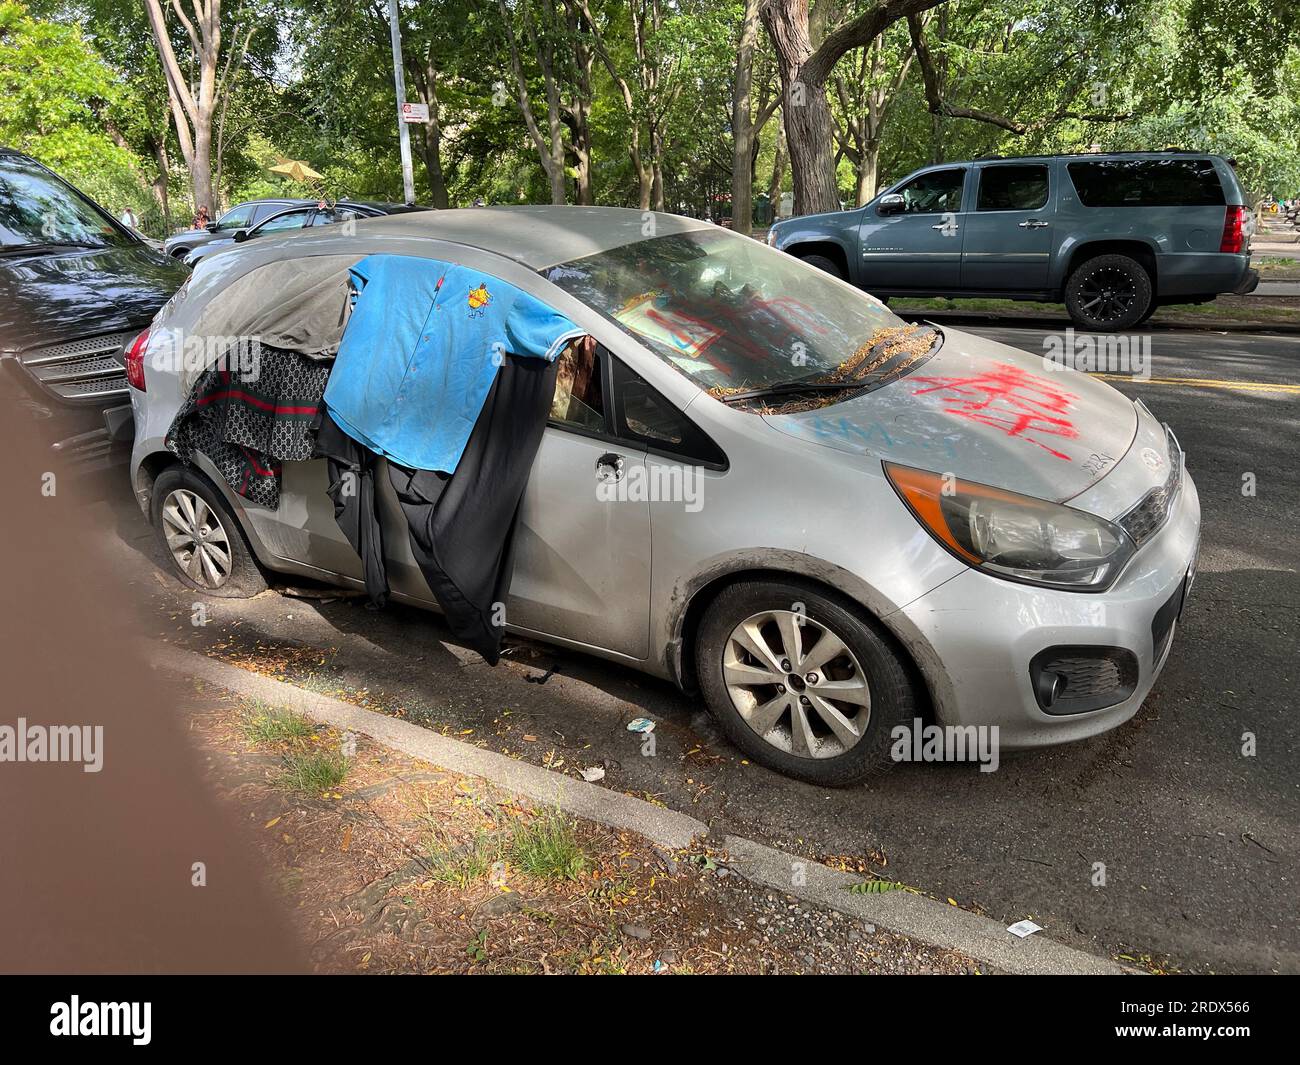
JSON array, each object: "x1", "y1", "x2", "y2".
[{"x1": 179, "y1": 253, "x2": 361, "y2": 393}]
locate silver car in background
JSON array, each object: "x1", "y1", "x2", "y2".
[{"x1": 126, "y1": 207, "x2": 1200, "y2": 785}]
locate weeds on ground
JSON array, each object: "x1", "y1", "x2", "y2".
[
  {"x1": 510, "y1": 809, "x2": 588, "y2": 881},
  {"x1": 240, "y1": 700, "x2": 313, "y2": 744},
  {"x1": 278, "y1": 748, "x2": 349, "y2": 794},
  {"x1": 425, "y1": 829, "x2": 504, "y2": 889}
]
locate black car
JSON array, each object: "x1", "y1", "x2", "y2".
[
  {"x1": 162, "y1": 197, "x2": 314, "y2": 260},
  {"x1": 0, "y1": 148, "x2": 189, "y2": 474},
  {"x1": 182, "y1": 200, "x2": 431, "y2": 265}
]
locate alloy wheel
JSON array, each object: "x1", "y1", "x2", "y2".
[
  {"x1": 1078, "y1": 266, "x2": 1139, "y2": 323},
  {"x1": 161, "y1": 488, "x2": 232, "y2": 589},
  {"x1": 722, "y1": 609, "x2": 871, "y2": 759}
]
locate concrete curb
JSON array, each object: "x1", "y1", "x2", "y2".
[{"x1": 157, "y1": 646, "x2": 1132, "y2": 975}]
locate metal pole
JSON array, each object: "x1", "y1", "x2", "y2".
[{"x1": 386, "y1": 0, "x2": 416, "y2": 205}]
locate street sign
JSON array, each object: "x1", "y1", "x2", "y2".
[{"x1": 401, "y1": 102, "x2": 430, "y2": 124}]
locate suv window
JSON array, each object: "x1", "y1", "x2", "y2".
[
  {"x1": 215, "y1": 204, "x2": 254, "y2": 230},
  {"x1": 895, "y1": 168, "x2": 965, "y2": 214},
  {"x1": 1067, "y1": 159, "x2": 1224, "y2": 207},
  {"x1": 255, "y1": 208, "x2": 314, "y2": 234},
  {"x1": 976, "y1": 164, "x2": 1049, "y2": 211}
]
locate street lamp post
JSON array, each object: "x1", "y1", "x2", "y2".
[{"x1": 386, "y1": 0, "x2": 416, "y2": 205}]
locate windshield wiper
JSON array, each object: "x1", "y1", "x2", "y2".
[
  {"x1": 717, "y1": 325, "x2": 944, "y2": 407},
  {"x1": 715, "y1": 379, "x2": 870, "y2": 405},
  {"x1": 0, "y1": 240, "x2": 104, "y2": 255}
]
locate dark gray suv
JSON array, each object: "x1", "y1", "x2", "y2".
[{"x1": 769, "y1": 152, "x2": 1258, "y2": 330}]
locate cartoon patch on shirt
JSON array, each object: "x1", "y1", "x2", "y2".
[{"x1": 467, "y1": 283, "x2": 491, "y2": 318}]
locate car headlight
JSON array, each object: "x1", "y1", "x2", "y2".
[{"x1": 884, "y1": 462, "x2": 1135, "y2": 591}]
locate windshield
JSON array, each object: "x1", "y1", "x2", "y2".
[
  {"x1": 0, "y1": 155, "x2": 134, "y2": 250},
  {"x1": 546, "y1": 228, "x2": 906, "y2": 393}
]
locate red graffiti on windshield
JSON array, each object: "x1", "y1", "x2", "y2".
[{"x1": 909, "y1": 363, "x2": 1078, "y2": 460}]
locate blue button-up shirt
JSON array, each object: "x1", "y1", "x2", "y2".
[{"x1": 323, "y1": 254, "x2": 582, "y2": 472}]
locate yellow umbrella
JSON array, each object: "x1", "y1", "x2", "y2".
[{"x1": 268, "y1": 159, "x2": 325, "y2": 183}]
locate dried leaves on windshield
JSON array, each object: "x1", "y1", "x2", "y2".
[{"x1": 829, "y1": 325, "x2": 937, "y2": 383}]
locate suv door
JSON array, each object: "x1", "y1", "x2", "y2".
[
  {"x1": 960, "y1": 162, "x2": 1054, "y2": 290},
  {"x1": 858, "y1": 166, "x2": 968, "y2": 290}
]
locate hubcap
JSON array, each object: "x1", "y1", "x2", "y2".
[
  {"x1": 722, "y1": 609, "x2": 871, "y2": 759},
  {"x1": 1079, "y1": 266, "x2": 1139, "y2": 322},
  {"x1": 161, "y1": 488, "x2": 232, "y2": 589}
]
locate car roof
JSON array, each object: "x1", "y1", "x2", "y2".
[
  {"x1": 355, "y1": 205, "x2": 714, "y2": 269},
  {"x1": 956, "y1": 150, "x2": 1228, "y2": 165}
]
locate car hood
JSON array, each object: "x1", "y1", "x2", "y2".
[
  {"x1": 762, "y1": 327, "x2": 1138, "y2": 502},
  {"x1": 0, "y1": 244, "x2": 188, "y2": 352}
]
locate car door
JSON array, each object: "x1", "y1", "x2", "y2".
[
  {"x1": 857, "y1": 166, "x2": 968, "y2": 290},
  {"x1": 959, "y1": 162, "x2": 1054, "y2": 290},
  {"x1": 505, "y1": 344, "x2": 654, "y2": 658}
]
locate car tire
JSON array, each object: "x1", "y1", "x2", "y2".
[
  {"x1": 1064, "y1": 253, "x2": 1153, "y2": 331},
  {"x1": 799, "y1": 253, "x2": 845, "y2": 280},
  {"x1": 150, "y1": 465, "x2": 267, "y2": 598},
  {"x1": 695, "y1": 579, "x2": 916, "y2": 786}
]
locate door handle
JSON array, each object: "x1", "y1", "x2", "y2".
[
  {"x1": 931, "y1": 222, "x2": 959, "y2": 231},
  {"x1": 1018, "y1": 219, "x2": 1049, "y2": 228},
  {"x1": 595, "y1": 452, "x2": 624, "y2": 483}
]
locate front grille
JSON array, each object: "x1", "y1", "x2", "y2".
[
  {"x1": 18, "y1": 330, "x2": 135, "y2": 404},
  {"x1": 1118, "y1": 428, "x2": 1183, "y2": 546},
  {"x1": 1030, "y1": 646, "x2": 1139, "y2": 715}
]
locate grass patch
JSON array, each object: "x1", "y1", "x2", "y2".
[
  {"x1": 510, "y1": 809, "x2": 588, "y2": 881},
  {"x1": 424, "y1": 829, "x2": 504, "y2": 889},
  {"x1": 278, "y1": 748, "x2": 348, "y2": 794},
  {"x1": 240, "y1": 700, "x2": 314, "y2": 744}
]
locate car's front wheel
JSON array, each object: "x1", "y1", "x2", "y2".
[
  {"x1": 150, "y1": 466, "x2": 267, "y2": 598},
  {"x1": 1064, "y1": 253, "x2": 1153, "y2": 331},
  {"x1": 798, "y1": 253, "x2": 845, "y2": 280},
  {"x1": 696, "y1": 579, "x2": 916, "y2": 786}
]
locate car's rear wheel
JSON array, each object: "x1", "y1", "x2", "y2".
[
  {"x1": 1064, "y1": 253, "x2": 1153, "y2": 331},
  {"x1": 798, "y1": 253, "x2": 845, "y2": 280},
  {"x1": 695, "y1": 579, "x2": 916, "y2": 786},
  {"x1": 150, "y1": 466, "x2": 267, "y2": 598}
]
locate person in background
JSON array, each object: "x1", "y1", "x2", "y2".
[
  {"x1": 193, "y1": 205, "x2": 211, "y2": 230},
  {"x1": 119, "y1": 206, "x2": 140, "y2": 230}
]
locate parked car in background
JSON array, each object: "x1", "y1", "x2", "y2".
[
  {"x1": 769, "y1": 151, "x2": 1258, "y2": 331},
  {"x1": 182, "y1": 200, "x2": 430, "y2": 265},
  {"x1": 129, "y1": 207, "x2": 1199, "y2": 785},
  {"x1": 0, "y1": 147, "x2": 188, "y2": 477},
  {"x1": 163, "y1": 198, "x2": 313, "y2": 260}
]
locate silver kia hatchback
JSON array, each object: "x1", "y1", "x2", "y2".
[{"x1": 127, "y1": 207, "x2": 1200, "y2": 785}]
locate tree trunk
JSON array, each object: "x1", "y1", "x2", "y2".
[
  {"x1": 761, "y1": 0, "x2": 839, "y2": 216},
  {"x1": 768, "y1": 124, "x2": 787, "y2": 208},
  {"x1": 730, "y1": 0, "x2": 762, "y2": 234}
]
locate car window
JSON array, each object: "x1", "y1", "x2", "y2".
[
  {"x1": 610, "y1": 358, "x2": 725, "y2": 466},
  {"x1": 311, "y1": 207, "x2": 367, "y2": 227},
  {"x1": 254, "y1": 209, "x2": 314, "y2": 234},
  {"x1": 976, "y1": 164, "x2": 1049, "y2": 211},
  {"x1": 1067, "y1": 159, "x2": 1225, "y2": 207},
  {"x1": 546, "y1": 228, "x2": 902, "y2": 394},
  {"x1": 0, "y1": 154, "x2": 133, "y2": 249},
  {"x1": 550, "y1": 340, "x2": 606, "y2": 432},
  {"x1": 896, "y1": 168, "x2": 965, "y2": 214},
  {"x1": 249, "y1": 203, "x2": 288, "y2": 224},
  {"x1": 215, "y1": 205, "x2": 253, "y2": 230}
]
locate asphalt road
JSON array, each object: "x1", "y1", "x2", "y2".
[{"x1": 101, "y1": 320, "x2": 1299, "y2": 974}]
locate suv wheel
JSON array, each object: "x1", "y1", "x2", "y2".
[
  {"x1": 1065, "y1": 253, "x2": 1153, "y2": 331},
  {"x1": 695, "y1": 579, "x2": 915, "y2": 786},
  {"x1": 150, "y1": 466, "x2": 267, "y2": 598},
  {"x1": 798, "y1": 253, "x2": 845, "y2": 280}
]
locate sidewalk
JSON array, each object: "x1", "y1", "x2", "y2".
[
  {"x1": 159, "y1": 645, "x2": 1132, "y2": 975},
  {"x1": 183, "y1": 678, "x2": 983, "y2": 974}
]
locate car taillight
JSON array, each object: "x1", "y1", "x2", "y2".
[
  {"x1": 1220, "y1": 205, "x2": 1246, "y2": 253},
  {"x1": 125, "y1": 328, "x2": 149, "y2": 391}
]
